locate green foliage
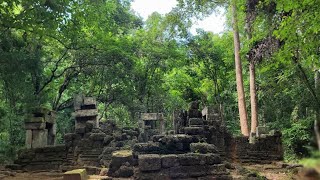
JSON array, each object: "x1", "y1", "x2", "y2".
[
  {"x1": 0, "y1": 0, "x2": 319, "y2": 163},
  {"x1": 300, "y1": 151, "x2": 320, "y2": 168},
  {"x1": 283, "y1": 117, "x2": 314, "y2": 161}
]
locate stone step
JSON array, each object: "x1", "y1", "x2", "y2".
[
  {"x1": 184, "y1": 127, "x2": 204, "y2": 135},
  {"x1": 189, "y1": 118, "x2": 204, "y2": 126}
]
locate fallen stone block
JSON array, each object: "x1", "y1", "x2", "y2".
[
  {"x1": 63, "y1": 169, "x2": 87, "y2": 180},
  {"x1": 190, "y1": 143, "x2": 218, "y2": 154},
  {"x1": 114, "y1": 165, "x2": 134, "y2": 177},
  {"x1": 107, "y1": 150, "x2": 133, "y2": 177}
]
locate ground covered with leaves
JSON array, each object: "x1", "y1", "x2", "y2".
[{"x1": 1, "y1": 161, "x2": 320, "y2": 180}]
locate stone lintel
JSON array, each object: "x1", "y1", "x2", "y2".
[
  {"x1": 25, "y1": 122, "x2": 46, "y2": 130},
  {"x1": 140, "y1": 113, "x2": 164, "y2": 121},
  {"x1": 25, "y1": 117, "x2": 45, "y2": 123},
  {"x1": 73, "y1": 109, "x2": 98, "y2": 118}
]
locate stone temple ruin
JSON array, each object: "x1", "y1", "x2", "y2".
[
  {"x1": 8, "y1": 97, "x2": 284, "y2": 179},
  {"x1": 138, "y1": 112, "x2": 165, "y2": 142},
  {"x1": 24, "y1": 107, "x2": 56, "y2": 148}
]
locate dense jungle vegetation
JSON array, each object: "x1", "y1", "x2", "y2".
[{"x1": 0, "y1": 0, "x2": 319, "y2": 164}]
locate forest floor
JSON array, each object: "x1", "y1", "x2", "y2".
[{"x1": 1, "y1": 162, "x2": 319, "y2": 180}]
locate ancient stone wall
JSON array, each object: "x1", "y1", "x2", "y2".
[
  {"x1": 11, "y1": 99, "x2": 284, "y2": 178},
  {"x1": 226, "y1": 132, "x2": 283, "y2": 163},
  {"x1": 135, "y1": 153, "x2": 231, "y2": 180},
  {"x1": 13, "y1": 145, "x2": 66, "y2": 171}
]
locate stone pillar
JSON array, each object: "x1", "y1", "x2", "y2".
[
  {"x1": 73, "y1": 96, "x2": 98, "y2": 135},
  {"x1": 24, "y1": 108, "x2": 56, "y2": 148}
]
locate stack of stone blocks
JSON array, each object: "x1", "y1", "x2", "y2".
[
  {"x1": 25, "y1": 107, "x2": 56, "y2": 148},
  {"x1": 129, "y1": 102, "x2": 232, "y2": 179},
  {"x1": 73, "y1": 95, "x2": 98, "y2": 134},
  {"x1": 138, "y1": 113, "x2": 165, "y2": 142}
]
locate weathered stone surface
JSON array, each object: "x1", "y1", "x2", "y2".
[
  {"x1": 204, "y1": 154, "x2": 222, "y2": 165},
  {"x1": 114, "y1": 164, "x2": 134, "y2": 177},
  {"x1": 25, "y1": 117, "x2": 45, "y2": 123},
  {"x1": 190, "y1": 101, "x2": 200, "y2": 109},
  {"x1": 161, "y1": 154, "x2": 179, "y2": 168},
  {"x1": 190, "y1": 143, "x2": 218, "y2": 154},
  {"x1": 178, "y1": 153, "x2": 201, "y2": 166},
  {"x1": 184, "y1": 127, "x2": 204, "y2": 135},
  {"x1": 170, "y1": 165, "x2": 208, "y2": 178},
  {"x1": 44, "y1": 111, "x2": 56, "y2": 124},
  {"x1": 73, "y1": 109, "x2": 98, "y2": 118},
  {"x1": 25, "y1": 122, "x2": 46, "y2": 130},
  {"x1": 107, "y1": 150, "x2": 133, "y2": 177},
  {"x1": 83, "y1": 97, "x2": 96, "y2": 106},
  {"x1": 63, "y1": 169, "x2": 87, "y2": 180},
  {"x1": 207, "y1": 164, "x2": 227, "y2": 175},
  {"x1": 74, "y1": 94, "x2": 84, "y2": 110},
  {"x1": 75, "y1": 127, "x2": 86, "y2": 134},
  {"x1": 225, "y1": 135, "x2": 283, "y2": 163},
  {"x1": 134, "y1": 168, "x2": 170, "y2": 180},
  {"x1": 138, "y1": 154, "x2": 161, "y2": 171},
  {"x1": 103, "y1": 135, "x2": 113, "y2": 145},
  {"x1": 133, "y1": 142, "x2": 161, "y2": 153},
  {"x1": 256, "y1": 126, "x2": 269, "y2": 137},
  {"x1": 189, "y1": 118, "x2": 204, "y2": 126},
  {"x1": 140, "y1": 113, "x2": 164, "y2": 121},
  {"x1": 25, "y1": 130, "x2": 32, "y2": 148},
  {"x1": 85, "y1": 121, "x2": 94, "y2": 133},
  {"x1": 32, "y1": 129, "x2": 48, "y2": 148},
  {"x1": 188, "y1": 109, "x2": 202, "y2": 118},
  {"x1": 89, "y1": 133, "x2": 106, "y2": 141}
]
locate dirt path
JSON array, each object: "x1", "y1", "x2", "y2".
[
  {"x1": 230, "y1": 162, "x2": 320, "y2": 180},
  {"x1": 1, "y1": 163, "x2": 319, "y2": 180}
]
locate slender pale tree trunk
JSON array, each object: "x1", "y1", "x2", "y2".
[
  {"x1": 314, "y1": 70, "x2": 320, "y2": 150},
  {"x1": 245, "y1": 0, "x2": 258, "y2": 134},
  {"x1": 249, "y1": 62, "x2": 258, "y2": 133},
  {"x1": 247, "y1": 25, "x2": 258, "y2": 133},
  {"x1": 232, "y1": 0, "x2": 249, "y2": 136}
]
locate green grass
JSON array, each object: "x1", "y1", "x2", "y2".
[{"x1": 299, "y1": 151, "x2": 320, "y2": 169}]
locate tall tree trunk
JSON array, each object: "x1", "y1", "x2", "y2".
[
  {"x1": 232, "y1": 0, "x2": 249, "y2": 136},
  {"x1": 245, "y1": 0, "x2": 258, "y2": 134},
  {"x1": 249, "y1": 62, "x2": 258, "y2": 133},
  {"x1": 315, "y1": 70, "x2": 320, "y2": 150}
]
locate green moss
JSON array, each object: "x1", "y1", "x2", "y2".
[
  {"x1": 64, "y1": 169, "x2": 87, "y2": 180},
  {"x1": 112, "y1": 150, "x2": 132, "y2": 157},
  {"x1": 24, "y1": 117, "x2": 45, "y2": 123}
]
